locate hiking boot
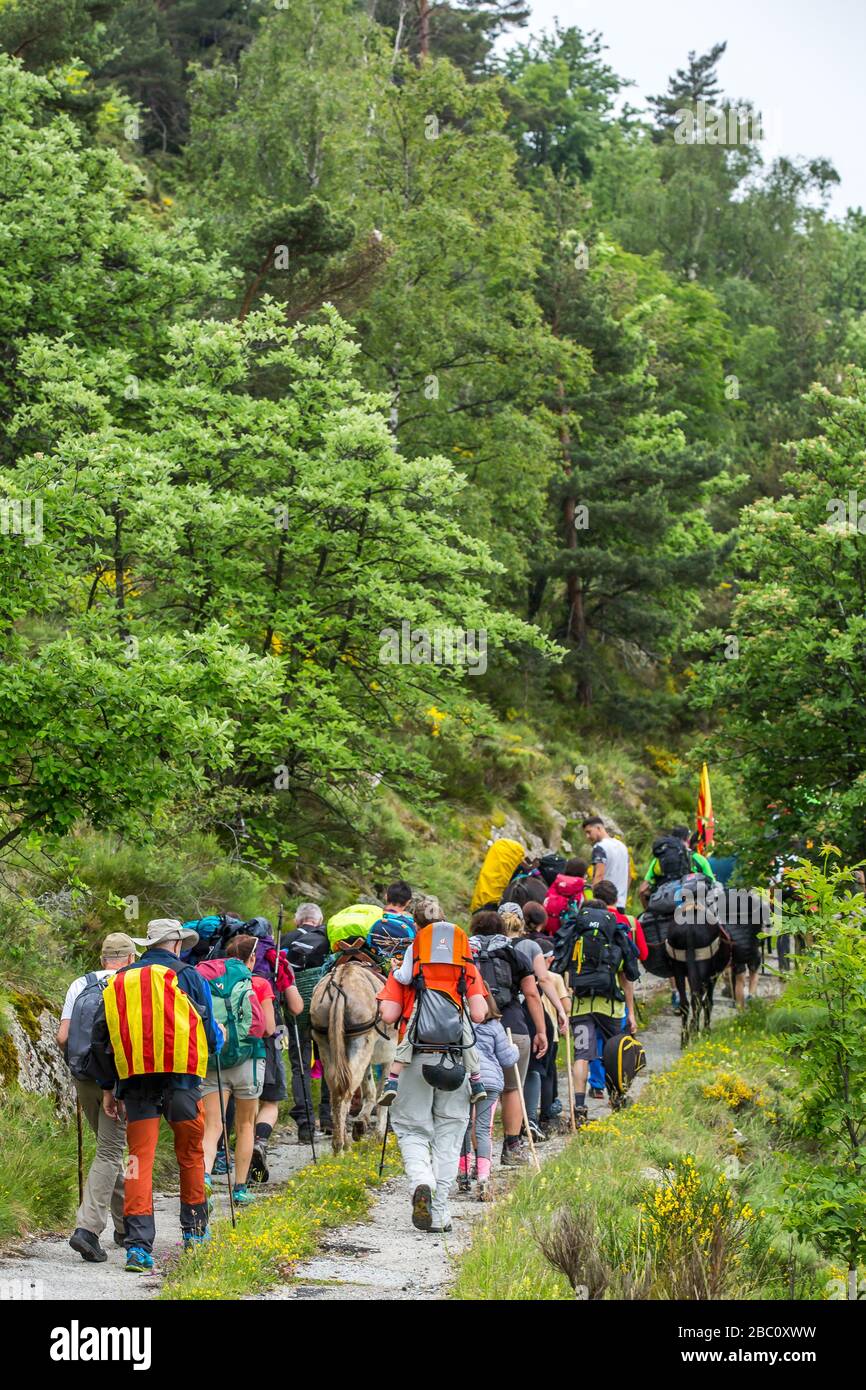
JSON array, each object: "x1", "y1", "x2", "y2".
[
  {"x1": 589, "y1": 1087, "x2": 606, "y2": 1100},
  {"x1": 671, "y1": 990, "x2": 681, "y2": 1013},
  {"x1": 69, "y1": 1228, "x2": 107, "y2": 1263},
  {"x1": 248, "y1": 1140, "x2": 270, "y2": 1184},
  {"x1": 182, "y1": 1229, "x2": 211, "y2": 1251},
  {"x1": 212, "y1": 1148, "x2": 229, "y2": 1176},
  {"x1": 428, "y1": 1223, "x2": 453, "y2": 1234},
  {"x1": 411, "y1": 1183, "x2": 433, "y2": 1231},
  {"x1": 457, "y1": 1172, "x2": 473, "y2": 1193},
  {"x1": 469, "y1": 1079, "x2": 487, "y2": 1105},
  {"x1": 113, "y1": 1229, "x2": 126, "y2": 1248},
  {"x1": 232, "y1": 1184, "x2": 256, "y2": 1206},
  {"x1": 574, "y1": 1104, "x2": 590, "y2": 1129},
  {"x1": 125, "y1": 1245, "x2": 154, "y2": 1274},
  {"x1": 528, "y1": 1118, "x2": 548, "y2": 1143},
  {"x1": 477, "y1": 1179, "x2": 491, "y2": 1202},
  {"x1": 500, "y1": 1139, "x2": 529, "y2": 1166},
  {"x1": 378, "y1": 1078, "x2": 399, "y2": 1107},
  {"x1": 297, "y1": 1124, "x2": 314, "y2": 1144}
]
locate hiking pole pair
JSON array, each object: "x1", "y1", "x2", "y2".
[
  {"x1": 507, "y1": 1028, "x2": 541, "y2": 1173},
  {"x1": 213, "y1": 1049, "x2": 237, "y2": 1229},
  {"x1": 276, "y1": 910, "x2": 317, "y2": 1165}
]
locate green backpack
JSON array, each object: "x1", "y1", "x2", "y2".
[{"x1": 208, "y1": 959, "x2": 266, "y2": 1070}]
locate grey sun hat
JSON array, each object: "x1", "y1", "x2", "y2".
[
  {"x1": 497, "y1": 901, "x2": 525, "y2": 926},
  {"x1": 131, "y1": 918, "x2": 199, "y2": 950}
]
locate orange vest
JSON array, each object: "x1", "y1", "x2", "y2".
[{"x1": 103, "y1": 963, "x2": 208, "y2": 1080}]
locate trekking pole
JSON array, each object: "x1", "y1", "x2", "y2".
[
  {"x1": 76, "y1": 1096, "x2": 84, "y2": 1205},
  {"x1": 214, "y1": 1050, "x2": 236, "y2": 1229},
  {"x1": 564, "y1": 1021, "x2": 577, "y2": 1134},
  {"x1": 378, "y1": 1110, "x2": 390, "y2": 1179},
  {"x1": 507, "y1": 1028, "x2": 541, "y2": 1173},
  {"x1": 276, "y1": 909, "x2": 317, "y2": 1165}
]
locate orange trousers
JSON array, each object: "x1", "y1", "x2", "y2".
[{"x1": 122, "y1": 1085, "x2": 207, "y2": 1249}]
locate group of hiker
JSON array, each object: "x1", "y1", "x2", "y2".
[{"x1": 58, "y1": 812, "x2": 772, "y2": 1265}]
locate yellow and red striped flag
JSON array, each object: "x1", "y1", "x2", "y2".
[
  {"x1": 103, "y1": 964, "x2": 208, "y2": 1080},
  {"x1": 696, "y1": 762, "x2": 715, "y2": 853}
]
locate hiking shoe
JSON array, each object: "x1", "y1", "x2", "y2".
[
  {"x1": 411, "y1": 1183, "x2": 433, "y2": 1231},
  {"x1": 671, "y1": 990, "x2": 681, "y2": 1013},
  {"x1": 113, "y1": 1229, "x2": 126, "y2": 1248},
  {"x1": 469, "y1": 1079, "x2": 487, "y2": 1105},
  {"x1": 297, "y1": 1124, "x2": 314, "y2": 1144},
  {"x1": 500, "y1": 1139, "x2": 529, "y2": 1167},
  {"x1": 477, "y1": 1179, "x2": 491, "y2": 1202},
  {"x1": 457, "y1": 1172, "x2": 472, "y2": 1193},
  {"x1": 428, "y1": 1223, "x2": 453, "y2": 1234},
  {"x1": 589, "y1": 1087, "x2": 606, "y2": 1100},
  {"x1": 378, "y1": 1078, "x2": 399, "y2": 1107},
  {"x1": 232, "y1": 1184, "x2": 256, "y2": 1206},
  {"x1": 212, "y1": 1148, "x2": 229, "y2": 1176},
  {"x1": 125, "y1": 1245, "x2": 154, "y2": 1274},
  {"x1": 574, "y1": 1105, "x2": 590, "y2": 1129},
  {"x1": 528, "y1": 1119, "x2": 548, "y2": 1143},
  {"x1": 69, "y1": 1228, "x2": 107, "y2": 1263},
  {"x1": 248, "y1": 1141, "x2": 270, "y2": 1184},
  {"x1": 182, "y1": 1229, "x2": 211, "y2": 1251}
]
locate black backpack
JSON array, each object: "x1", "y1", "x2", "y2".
[
  {"x1": 567, "y1": 906, "x2": 629, "y2": 1002},
  {"x1": 473, "y1": 941, "x2": 518, "y2": 1011},
  {"x1": 538, "y1": 853, "x2": 567, "y2": 887},
  {"x1": 66, "y1": 972, "x2": 111, "y2": 1083},
  {"x1": 283, "y1": 924, "x2": 329, "y2": 971},
  {"x1": 652, "y1": 835, "x2": 691, "y2": 885}
]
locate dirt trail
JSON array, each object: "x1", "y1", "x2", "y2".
[
  {"x1": 276, "y1": 979, "x2": 778, "y2": 1302},
  {"x1": 0, "y1": 1129, "x2": 317, "y2": 1302}
]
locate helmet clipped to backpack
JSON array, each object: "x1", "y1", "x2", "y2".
[{"x1": 421, "y1": 1051, "x2": 467, "y2": 1092}]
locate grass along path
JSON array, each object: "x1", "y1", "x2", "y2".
[{"x1": 451, "y1": 988, "x2": 833, "y2": 1301}]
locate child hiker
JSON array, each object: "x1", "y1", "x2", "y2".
[{"x1": 458, "y1": 994, "x2": 518, "y2": 1201}]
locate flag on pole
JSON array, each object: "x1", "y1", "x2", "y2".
[{"x1": 696, "y1": 762, "x2": 714, "y2": 853}]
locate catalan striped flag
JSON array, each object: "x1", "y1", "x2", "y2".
[
  {"x1": 103, "y1": 964, "x2": 208, "y2": 1080},
  {"x1": 696, "y1": 762, "x2": 715, "y2": 853}
]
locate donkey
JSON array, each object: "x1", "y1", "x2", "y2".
[{"x1": 310, "y1": 958, "x2": 397, "y2": 1154}]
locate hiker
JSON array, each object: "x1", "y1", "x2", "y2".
[
  {"x1": 515, "y1": 911, "x2": 571, "y2": 1134},
  {"x1": 585, "y1": 880, "x2": 646, "y2": 1097},
  {"x1": 556, "y1": 893, "x2": 640, "y2": 1127},
  {"x1": 469, "y1": 908, "x2": 547, "y2": 1166},
  {"x1": 197, "y1": 934, "x2": 273, "y2": 1205},
  {"x1": 499, "y1": 902, "x2": 567, "y2": 1139},
  {"x1": 89, "y1": 918, "x2": 223, "y2": 1272},
  {"x1": 458, "y1": 994, "x2": 518, "y2": 1201},
  {"x1": 250, "y1": 933, "x2": 302, "y2": 1179},
  {"x1": 365, "y1": 880, "x2": 416, "y2": 962},
  {"x1": 724, "y1": 887, "x2": 766, "y2": 1008},
  {"x1": 583, "y1": 816, "x2": 631, "y2": 908},
  {"x1": 377, "y1": 905, "x2": 488, "y2": 1232},
  {"x1": 58, "y1": 932, "x2": 138, "y2": 1263},
  {"x1": 543, "y1": 858, "x2": 588, "y2": 935},
  {"x1": 379, "y1": 896, "x2": 486, "y2": 1107},
  {"x1": 283, "y1": 903, "x2": 332, "y2": 1140},
  {"x1": 638, "y1": 825, "x2": 714, "y2": 1010}
]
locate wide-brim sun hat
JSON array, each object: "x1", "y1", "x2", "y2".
[{"x1": 131, "y1": 918, "x2": 199, "y2": 949}]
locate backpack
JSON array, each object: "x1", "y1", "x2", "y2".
[
  {"x1": 652, "y1": 836, "x2": 692, "y2": 885},
  {"x1": 603, "y1": 1032, "x2": 646, "y2": 1098},
  {"x1": 326, "y1": 903, "x2": 383, "y2": 949},
  {"x1": 180, "y1": 913, "x2": 244, "y2": 966},
  {"x1": 472, "y1": 941, "x2": 518, "y2": 1012},
  {"x1": 638, "y1": 910, "x2": 671, "y2": 978},
  {"x1": 201, "y1": 959, "x2": 267, "y2": 1069},
  {"x1": 66, "y1": 973, "x2": 111, "y2": 1083},
  {"x1": 566, "y1": 905, "x2": 630, "y2": 1002},
  {"x1": 538, "y1": 853, "x2": 567, "y2": 888},
  {"x1": 284, "y1": 924, "x2": 329, "y2": 971},
  {"x1": 407, "y1": 922, "x2": 474, "y2": 1066}
]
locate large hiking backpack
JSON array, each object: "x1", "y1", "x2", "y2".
[
  {"x1": 603, "y1": 1032, "x2": 646, "y2": 1099},
  {"x1": 638, "y1": 911, "x2": 671, "y2": 978},
  {"x1": 201, "y1": 959, "x2": 267, "y2": 1069},
  {"x1": 564, "y1": 905, "x2": 630, "y2": 1002},
  {"x1": 66, "y1": 972, "x2": 111, "y2": 1083},
  {"x1": 180, "y1": 914, "x2": 244, "y2": 966},
  {"x1": 473, "y1": 940, "x2": 518, "y2": 1012},
  {"x1": 408, "y1": 922, "x2": 474, "y2": 1090},
  {"x1": 652, "y1": 835, "x2": 692, "y2": 885},
  {"x1": 284, "y1": 924, "x2": 329, "y2": 972}
]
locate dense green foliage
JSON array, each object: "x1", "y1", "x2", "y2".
[{"x1": 1, "y1": 6, "x2": 864, "y2": 875}]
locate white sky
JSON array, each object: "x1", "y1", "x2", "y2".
[{"x1": 503, "y1": 0, "x2": 866, "y2": 217}]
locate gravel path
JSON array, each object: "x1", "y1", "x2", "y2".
[{"x1": 0, "y1": 1128, "x2": 318, "y2": 1302}]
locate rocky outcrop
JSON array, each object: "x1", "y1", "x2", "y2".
[{"x1": 0, "y1": 987, "x2": 74, "y2": 1117}]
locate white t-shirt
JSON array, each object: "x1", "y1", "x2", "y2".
[
  {"x1": 61, "y1": 969, "x2": 113, "y2": 1021},
  {"x1": 590, "y1": 836, "x2": 630, "y2": 907}
]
